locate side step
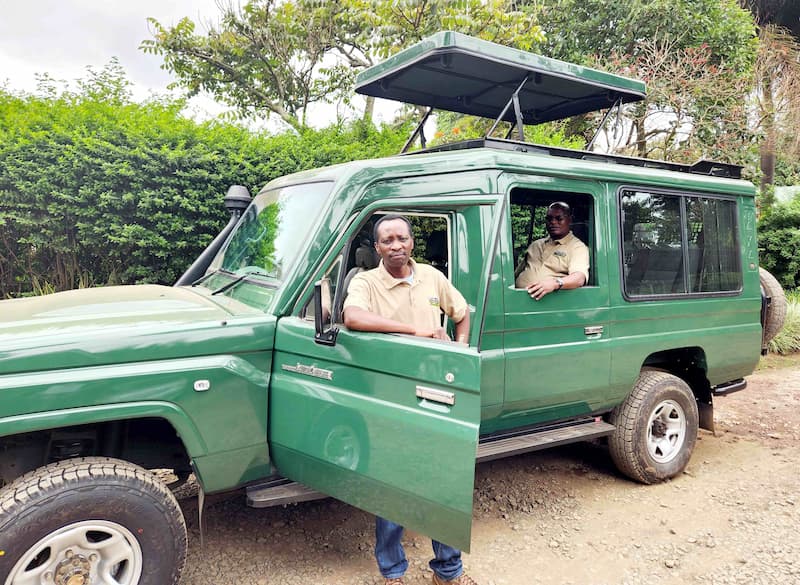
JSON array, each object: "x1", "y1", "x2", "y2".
[
  {"x1": 477, "y1": 417, "x2": 615, "y2": 463},
  {"x1": 246, "y1": 477, "x2": 326, "y2": 508}
]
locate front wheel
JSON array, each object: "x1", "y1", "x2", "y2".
[
  {"x1": 609, "y1": 371, "x2": 699, "y2": 484},
  {"x1": 0, "y1": 457, "x2": 187, "y2": 585}
]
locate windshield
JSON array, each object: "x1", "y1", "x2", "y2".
[{"x1": 209, "y1": 181, "x2": 333, "y2": 281}]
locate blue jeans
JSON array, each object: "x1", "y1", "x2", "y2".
[{"x1": 375, "y1": 516, "x2": 463, "y2": 580}]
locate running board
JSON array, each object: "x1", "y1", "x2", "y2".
[
  {"x1": 477, "y1": 417, "x2": 615, "y2": 463},
  {"x1": 246, "y1": 477, "x2": 326, "y2": 508}
]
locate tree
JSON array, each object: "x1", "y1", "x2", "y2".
[
  {"x1": 538, "y1": 0, "x2": 757, "y2": 74},
  {"x1": 752, "y1": 25, "x2": 800, "y2": 203},
  {"x1": 142, "y1": 0, "x2": 543, "y2": 130},
  {"x1": 533, "y1": 0, "x2": 758, "y2": 164},
  {"x1": 142, "y1": 1, "x2": 375, "y2": 131},
  {"x1": 366, "y1": 0, "x2": 542, "y2": 57},
  {"x1": 591, "y1": 40, "x2": 753, "y2": 163},
  {"x1": 742, "y1": 0, "x2": 800, "y2": 37}
]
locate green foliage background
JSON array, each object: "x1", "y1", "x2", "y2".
[
  {"x1": 758, "y1": 199, "x2": 800, "y2": 288},
  {"x1": 0, "y1": 70, "x2": 406, "y2": 297}
]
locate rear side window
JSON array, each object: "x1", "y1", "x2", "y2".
[{"x1": 621, "y1": 189, "x2": 741, "y2": 297}]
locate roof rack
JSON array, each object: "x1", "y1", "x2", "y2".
[{"x1": 403, "y1": 137, "x2": 743, "y2": 180}]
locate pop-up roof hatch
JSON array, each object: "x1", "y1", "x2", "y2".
[{"x1": 355, "y1": 31, "x2": 646, "y2": 150}]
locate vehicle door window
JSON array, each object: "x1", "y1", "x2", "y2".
[{"x1": 509, "y1": 188, "x2": 596, "y2": 286}]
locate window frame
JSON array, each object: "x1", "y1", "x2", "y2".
[{"x1": 617, "y1": 185, "x2": 743, "y2": 301}]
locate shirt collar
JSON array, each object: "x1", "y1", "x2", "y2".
[
  {"x1": 377, "y1": 258, "x2": 420, "y2": 289},
  {"x1": 547, "y1": 231, "x2": 575, "y2": 245}
]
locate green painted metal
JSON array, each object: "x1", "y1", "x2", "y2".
[
  {"x1": 355, "y1": 31, "x2": 646, "y2": 123},
  {"x1": 0, "y1": 284, "x2": 272, "y2": 375},
  {"x1": 271, "y1": 319, "x2": 481, "y2": 551},
  {"x1": 0, "y1": 285, "x2": 275, "y2": 492}
]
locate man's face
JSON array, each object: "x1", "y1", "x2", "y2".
[
  {"x1": 545, "y1": 206, "x2": 571, "y2": 240},
  {"x1": 375, "y1": 219, "x2": 414, "y2": 270}
]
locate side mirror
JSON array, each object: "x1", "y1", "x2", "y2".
[{"x1": 314, "y1": 281, "x2": 338, "y2": 346}]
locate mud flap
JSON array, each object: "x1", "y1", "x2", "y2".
[{"x1": 698, "y1": 399, "x2": 714, "y2": 435}]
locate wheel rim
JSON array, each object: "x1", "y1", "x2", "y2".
[
  {"x1": 6, "y1": 520, "x2": 143, "y2": 585},
  {"x1": 646, "y1": 399, "x2": 687, "y2": 464}
]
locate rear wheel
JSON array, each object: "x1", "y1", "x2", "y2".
[
  {"x1": 759, "y1": 267, "x2": 787, "y2": 347},
  {"x1": 609, "y1": 371, "x2": 699, "y2": 484},
  {"x1": 0, "y1": 457, "x2": 187, "y2": 585}
]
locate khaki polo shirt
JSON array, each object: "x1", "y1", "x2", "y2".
[
  {"x1": 515, "y1": 231, "x2": 590, "y2": 288},
  {"x1": 344, "y1": 259, "x2": 468, "y2": 331}
]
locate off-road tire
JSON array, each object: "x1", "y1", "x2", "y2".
[
  {"x1": 759, "y1": 267, "x2": 787, "y2": 346},
  {"x1": 609, "y1": 371, "x2": 699, "y2": 485},
  {"x1": 0, "y1": 457, "x2": 187, "y2": 585}
]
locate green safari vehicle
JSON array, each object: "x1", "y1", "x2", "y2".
[{"x1": 0, "y1": 32, "x2": 785, "y2": 585}]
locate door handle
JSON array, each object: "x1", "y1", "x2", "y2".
[
  {"x1": 584, "y1": 325, "x2": 604, "y2": 336},
  {"x1": 416, "y1": 385, "x2": 455, "y2": 406}
]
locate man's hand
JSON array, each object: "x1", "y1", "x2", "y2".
[
  {"x1": 414, "y1": 327, "x2": 450, "y2": 340},
  {"x1": 526, "y1": 277, "x2": 560, "y2": 300}
]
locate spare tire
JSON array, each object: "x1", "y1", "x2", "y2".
[{"x1": 759, "y1": 267, "x2": 787, "y2": 346}]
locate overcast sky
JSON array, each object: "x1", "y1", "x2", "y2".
[{"x1": 0, "y1": 0, "x2": 224, "y2": 98}]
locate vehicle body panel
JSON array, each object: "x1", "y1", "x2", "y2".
[{"x1": 270, "y1": 319, "x2": 481, "y2": 551}]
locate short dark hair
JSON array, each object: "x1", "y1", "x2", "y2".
[
  {"x1": 373, "y1": 214, "x2": 413, "y2": 241},
  {"x1": 547, "y1": 201, "x2": 572, "y2": 218}
]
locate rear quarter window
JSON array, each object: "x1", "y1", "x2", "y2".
[{"x1": 620, "y1": 189, "x2": 741, "y2": 298}]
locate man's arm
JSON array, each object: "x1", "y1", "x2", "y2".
[
  {"x1": 525, "y1": 271, "x2": 586, "y2": 300},
  {"x1": 454, "y1": 312, "x2": 470, "y2": 344},
  {"x1": 343, "y1": 306, "x2": 448, "y2": 340}
]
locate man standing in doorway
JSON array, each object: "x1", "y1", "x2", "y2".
[
  {"x1": 343, "y1": 214, "x2": 476, "y2": 585},
  {"x1": 515, "y1": 201, "x2": 589, "y2": 299}
]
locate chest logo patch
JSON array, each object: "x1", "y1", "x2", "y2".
[
  {"x1": 428, "y1": 296, "x2": 440, "y2": 307},
  {"x1": 554, "y1": 250, "x2": 567, "y2": 257}
]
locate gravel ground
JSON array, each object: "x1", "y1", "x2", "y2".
[{"x1": 178, "y1": 356, "x2": 800, "y2": 585}]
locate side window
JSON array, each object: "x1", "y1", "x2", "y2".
[
  {"x1": 686, "y1": 196, "x2": 741, "y2": 292},
  {"x1": 509, "y1": 188, "x2": 595, "y2": 286},
  {"x1": 621, "y1": 191, "x2": 683, "y2": 295},
  {"x1": 621, "y1": 189, "x2": 741, "y2": 297}
]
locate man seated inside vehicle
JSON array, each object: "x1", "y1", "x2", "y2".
[{"x1": 514, "y1": 201, "x2": 590, "y2": 300}]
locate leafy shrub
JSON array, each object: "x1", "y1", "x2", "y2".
[
  {"x1": 0, "y1": 67, "x2": 407, "y2": 296},
  {"x1": 758, "y1": 199, "x2": 800, "y2": 289},
  {"x1": 768, "y1": 293, "x2": 800, "y2": 354}
]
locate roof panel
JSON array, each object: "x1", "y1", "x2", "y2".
[{"x1": 355, "y1": 31, "x2": 646, "y2": 124}]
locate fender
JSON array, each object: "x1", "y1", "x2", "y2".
[
  {"x1": 0, "y1": 354, "x2": 272, "y2": 492},
  {"x1": 0, "y1": 401, "x2": 207, "y2": 455}
]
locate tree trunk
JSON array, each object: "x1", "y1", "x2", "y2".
[
  {"x1": 635, "y1": 117, "x2": 647, "y2": 158},
  {"x1": 362, "y1": 96, "x2": 375, "y2": 123},
  {"x1": 759, "y1": 74, "x2": 776, "y2": 211}
]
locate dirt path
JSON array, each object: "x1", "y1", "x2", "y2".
[{"x1": 179, "y1": 357, "x2": 800, "y2": 585}]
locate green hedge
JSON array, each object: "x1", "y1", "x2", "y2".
[
  {"x1": 758, "y1": 199, "x2": 800, "y2": 289},
  {"x1": 0, "y1": 86, "x2": 406, "y2": 296}
]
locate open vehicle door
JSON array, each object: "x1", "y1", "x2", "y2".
[{"x1": 269, "y1": 196, "x2": 503, "y2": 551}]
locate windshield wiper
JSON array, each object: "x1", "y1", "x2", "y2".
[
  {"x1": 191, "y1": 270, "x2": 218, "y2": 287},
  {"x1": 210, "y1": 269, "x2": 273, "y2": 295},
  {"x1": 211, "y1": 274, "x2": 248, "y2": 295}
]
